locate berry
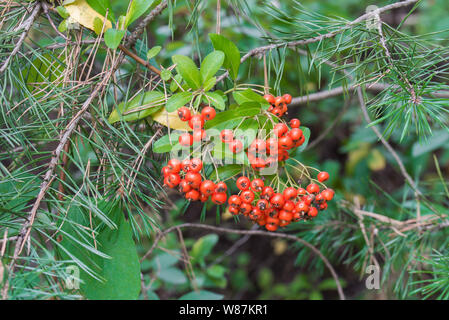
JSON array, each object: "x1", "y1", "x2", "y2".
[
  {"x1": 317, "y1": 171, "x2": 330, "y2": 182},
  {"x1": 228, "y1": 195, "x2": 242, "y2": 207},
  {"x1": 263, "y1": 94, "x2": 275, "y2": 104},
  {"x1": 274, "y1": 96, "x2": 284, "y2": 107},
  {"x1": 282, "y1": 200, "x2": 295, "y2": 212},
  {"x1": 289, "y1": 118, "x2": 301, "y2": 128},
  {"x1": 279, "y1": 135, "x2": 293, "y2": 150},
  {"x1": 296, "y1": 201, "x2": 309, "y2": 214},
  {"x1": 249, "y1": 207, "x2": 263, "y2": 220},
  {"x1": 250, "y1": 179, "x2": 264, "y2": 193},
  {"x1": 236, "y1": 176, "x2": 250, "y2": 191},
  {"x1": 239, "y1": 203, "x2": 252, "y2": 216},
  {"x1": 189, "y1": 158, "x2": 203, "y2": 172},
  {"x1": 179, "y1": 180, "x2": 191, "y2": 193},
  {"x1": 188, "y1": 115, "x2": 204, "y2": 130},
  {"x1": 306, "y1": 183, "x2": 320, "y2": 194},
  {"x1": 185, "y1": 189, "x2": 200, "y2": 201},
  {"x1": 249, "y1": 139, "x2": 266, "y2": 154},
  {"x1": 211, "y1": 192, "x2": 227, "y2": 205},
  {"x1": 200, "y1": 193, "x2": 210, "y2": 202},
  {"x1": 273, "y1": 123, "x2": 289, "y2": 137},
  {"x1": 321, "y1": 189, "x2": 335, "y2": 201},
  {"x1": 161, "y1": 166, "x2": 172, "y2": 177},
  {"x1": 256, "y1": 199, "x2": 269, "y2": 211},
  {"x1": 289, "y1": 128, "x2": 303, "y2": 142},
  {"x1": 178, "y1": 107, "x2": 191, "y2": 121},
  {"x1": 319, "y1": 202, "x2": 328, "y2": 211},
  {"x1": 220, "y1": 129, "x2": 234, "y2": 143},
  {"x1": 272, "y1": 108, "x2": 283, "y2": 117},
  {"x1": 167, "y1": 173, "x2": 181, "y2": 187},
  {"x1": 283, "y1": 187, "x2": 298, "y2": 201},
  {"x1": 185, "y1": 172, "x2": 202, "y2": 189},
  {"x1": 265, "y1": 223, "x2": 278, "y2": 232},
  {"x1": 266, "y1": 138, "x2": 278, "y2": 155},
  {"x1": 200, "y1": 180, "x2": 216, "y2": 196},
  {"x1": 261, "y1": 186, "x2": 275, "y2": 200},
  {"x1": 297, "y1": 187, "x2": 307, "y2": 196},
  {"x1": 167, "y1": 159, "x2": 182, "y2": 173},
  {"x1": 279, "y1": 210, "x2": 293, "y2": 222},
  {"x1": 179, "y1": 133, "x2": 193, "y2": 146},
  {"x1": 282, "y1": 94, "x2": 292, "y2": 104},
  {"x1": 229, "y1": 206, "x2": 240, "y2": 215},
  {"x1": 240, "y1": 190, "x2": 255, "y2": 203},
  {"x1": 201, "y1": 106, "x2": 216, "y2": 121},
  {"x1": 229, "y1": 139, "x2": 243, "y2": 153},
  {"x1": 193, "y1": 129, "x2": 207, "y2": 142},
  {"x1": 308, "y1": 206, "x2": 318, "y2": 217},
  {"x1": 215, "y1": 181, "x2": 227, "y2": 193},
  {"x1": 270, "y1": 193, "x2": 285, "y2": 209}
]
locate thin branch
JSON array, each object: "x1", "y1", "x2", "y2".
[
  {"x1": 141, "y1": 223, "x2": 345, "y2": 300},
  {"x1": 0, "y1": 2, "x2": 41, "y2": 73}
]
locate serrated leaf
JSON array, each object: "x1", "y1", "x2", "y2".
[
  {"x1": 147, "y1": 46, "x2": 162, "y2": 60},
  {"x1": 209, "y1": 33, "x2": 240, "y2": 80},
  {"x1": 104, "y1": 28, "x2": 125, "y2": 50},
  {"x1": 172, "y1": 55, "x2": 201, "y2": 90},
  {"x1": 200, "y1": 51, "x2": 224, "y2": 84},
  {"x1": 108, "y1": 91, "x2": 165, "y2": 124}
]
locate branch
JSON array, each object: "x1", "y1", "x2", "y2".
[
  {"x1": 0, "y1": 2, "x2": 41, "y2": 73},
  {"x1": 141, "y1": 223, "x2": 346, "y2": 300},
  {"x1": 217, "y1": 0, "x2": 419, "y2": 82}
]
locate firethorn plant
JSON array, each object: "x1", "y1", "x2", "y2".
[{"x1": 142, "y1": 35, "x2": 335, "y2": 232}]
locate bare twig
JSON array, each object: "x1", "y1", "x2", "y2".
[
  {"x1": 0, "y1": 2, "x2": 41, "y2": 73},
  {"x1": 141, "y1": 223, "x2": 345, "y2": 300}
]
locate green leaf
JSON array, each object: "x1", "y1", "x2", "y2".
[
  {"x1": 82, "y1": 204, "x2": 141, "y2": 299},
  {"x1": 158, "y1": 267, "x2": 187, "y2": 285},
  {"x1": 233, "y1": 89, "x2": 270, "y2": 109},
  {"x1": 58, "y1": 19, "x2": 68, "y2": 33},
  {"x1": 104, "y1": 28, "x2": 125, "y2": 50},
  {"x1": 86, "y1": 0, "x2": 115, "y2": 21},
  {"x1": 202, "y1": 77, "x2": 217, "y2": 92},
  {"x1": 206, "y1": 265, "x2": 226, "y2": 279},
  {"x1": 191, "y1": 234, "x2": 218, "y2": 265},
  {"x1": 209, "y1": 164, "x2": 242, "y2": 181},
  {"x1": 179, "y1": 290, "x2": 223, "y2": 300},
  {"x1": 152, "y1": 133, "x2": 181, "y2": 153},
  {"x1": 108, "y1": 91, "x2": 165, "y2": 124},
  {"x1": 412, "y1": 129, "x2": 449, "y2": 157},
  {"x1": 56, "y1": 6, "x2": 69, "y2": 18},
  {"x1": 172, "y1": 55, "x2": 201, "y2": 90},
  {"x1": 200, "y1": 51, "x2": 224, "y2": 84},
  {"x1": 203, "y1": 92, "x2": 225, "y2": 110},
  {"x1": 166, "y1": 91, "x2": 193, "y2": 112},
  {"x1": 170, "y1": 74, "x2": 183, "y2": 92},
  {"x1": 209, "y1": 33, "x2": 240, "y2": 79},
  {"x1": 161, "y1": 69, "x2": 172, "y2": 81},
  {"x1": 147, "y1": 46, "x2": 162, "y2": 60},
  {"x1": 125, "y1": 0, "x2": 159, "y2": 27}
]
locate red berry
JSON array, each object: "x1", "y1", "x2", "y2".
[
  {"x1": 249, "y1": 139, "x2": 266, "y2": 154},
  {"x1": 178, "y1": 107, "x2": 191, "y2": 121},
  {"x1": 200, "y1": 180, "x2": 216, "y2": 196},
  {"x1": 179, "y1": 179, "x2": 191, "y2": 193},
  {"x1": 272, "y1": 108, "x2": 283, "y2": 117},
  {"x1": 319, "y1": 202, "x2": 328, "y2": 211},
  {"x1": 256, "y1": 199, "x2": 269, "y2": 211},
  {"x1": 261, "y1": 186, "x2": 275, "y2": 200},
  {"x1": 189, "y1": 158, "x2": 203, "y2": 172},
  {"x1": 317, "y1": 171, "x2": 330, "y2": 182},
  {"x1": 249, "y1": 207, "x2": 263, "y2": 220},
  {"x1": 199, "y1": 193, "x2": 210, "y2": 202},
  {"x1": 296, "y1": 201, "x2": 309, "y2": 214},
  {"x1": 215, "y1": 181, "x2": 227, "y2": 193},
  {"x1": 265, "y1": 223, "x2": 278, "y2": 232},
  {"x1": 289, "y1": 128, "x2": 303, "y2": 142},
  {"x1": 193, "y1": 129, "x2": 207, "y2": 142},
  {"x1": 185, "y1": 172, "x2": 202, "y2": 189},
  {"x1": 306, "y1": 183, "x2": 320, "y2": 194},
  {"x1": 181, "y1": 159, "x2": 191, "y2": 172},
  {"x1": 185, "y1": 189, "x2": 200, "y2": 201},
  {"x1": 236, "y1": 176, "x2": 250, "y2": 191},
  {"x1": 240, "y1": 190, "x2": 255, "y2": 204},
  {"x1": 211, "y1": 192, "x2": 227, "y2": 205},
  {"x1": 220, "y1": 129, "x2": 234, "y2": 143},
  {"x1": 239, "y1": 203, "x2": 252, "y2": 216},
  {"x1": 228, "y1": 195, "x2": 242, "y2": 207},
  {"x1": 283, "y1": 187, "x2": 298, "y2": 201},
  {"x1": 167, "y1": 173, "x2": 180, "y2": 187},
  {"x1": 321, "y1": 189, "x2": 334, "y2": 201},
  {"x1": 263, "y1": 94, "x2": 275, "y2": 104},
  {"x1": 279, "y1": 210, "x2": 293, "y2": 222},
  {"x1": 270, "y1": 193, "x2": 285, "y2": 209},
  {"x1": 201, "y1": 106, "x2": 216, "y2": 121},
  {"x1": 274, "y1": 96, "x2": 284, "y2": 107},
  {"x1": 161, "y1": 166, "x2": 172, "y2": 177},
  {"x1": 273, "y1": 123, "x2": 289, "y2": 137},
  {"x1": 289, "y1": 118, "x2": 301, "y2": 128},
  {"x1": 167, "y1": 159, "x2": 181, "y2": 173},
  {"x1": 250, "y1": 178, "x2": 264, "y2": 193},
  {"x1": 229, "y1": 139, "x2": 243, "y2": 153},
  {"x1": 282, "y1": 94, "x2": 292, "y2": 104},
  {"x1": 297, "y1": 187, "x2": 307, "y2": 196},
  {"x1": 279, "y1": 135, "x2": 293, "y2": 150},
  {"x1": 266, "y1": 138, "x2": 278, "y2": 155},
  {"x1": 188, "y1": 115, "x2": 204, "y2": 130},
  {"x1": 179, "y1": 133, "x2": 193, "y2": 146},
  {"x1": 308, "y1": 207, "x2": 318, "y2": 217},
  {"x1": 229, "y1": 206, "x2": 240, "y2": 215},
  {"x1": 282, "y1": 200, "x2": 295, "y2": 212}
]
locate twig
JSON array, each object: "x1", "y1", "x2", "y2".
[
  {"x1": 0, "y1": 2, "x2": 41, "y2": 73},
  {"x1": 141, "y1": 223, "x2": 345, "y2": 300}
]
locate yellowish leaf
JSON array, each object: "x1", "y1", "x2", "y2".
[
  {"x1": 368, "y1": 149, "x2": 386, "y2": 171},
  {"x1": 151, "y1": 107, "x2": 192, "y2": 131},
  {"x1": 65, "y1": 0, "x2": 112, "y2": 32}
]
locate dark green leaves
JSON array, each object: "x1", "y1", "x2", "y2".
[
  {"x1": 108, "y1": 91, "x2": 165, "y2": 124},
  {"x1": 233, "y1": 89, "x2": 270, "y2": 109},
  {"x1": 166, "y1": 91, "x2": 193, "y2": 112},
  {"x1": 209, "y1": 33, "x2": 240, "y2": 80},
  {"x1": 172, "y1": 55, "x2": 202, "y2": 90},
  {"x1": 209, "y1": 164, "x2": 242, "y2": 181},
  {"x1": 191, "y1": 234, "x2": 219, "y2": 266},
  {"x1": 179, "y1": 290, "x2": 223, "y2": 300},
  {"x1": 125, "y1": 0, "x2": 160, "y2": 27},
  {"x1": 152, "y1": 133, "x2": 181, "y2": 153}
]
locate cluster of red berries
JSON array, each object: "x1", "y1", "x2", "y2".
[
  {"x1": 263, "y1": 93, "x2": 292, "y2": 117},
  {"x1": 162, "y1": 158, "x2": 230, "y2": 204},
  {"x1": 227, "y1": 172, "x2": 334, "y2": 231},
  {"x1": 177, "y1": 106, "x2": 216, "y2": 146},
  {"x1": 219, "y1": 118, "x2": 305, "y2": 169}
]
